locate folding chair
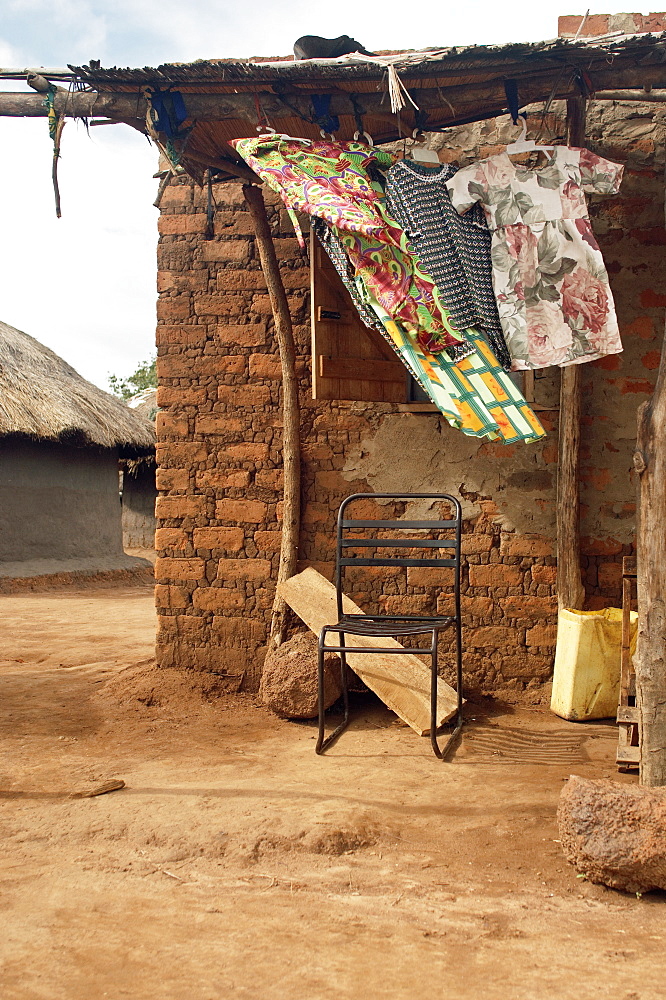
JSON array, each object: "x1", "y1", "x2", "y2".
[{"x1": 316, "y1": 492, "x2": 463, "y2": 759}]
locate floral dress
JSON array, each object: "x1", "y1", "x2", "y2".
[{"x1": 446, "y1": 147, "x2": 624, "y2": 370}]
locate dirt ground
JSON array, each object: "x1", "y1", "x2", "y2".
[{"x1": 0, "y1": 584, "x2": 664, "y2": 1000}]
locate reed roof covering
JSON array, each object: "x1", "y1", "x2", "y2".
[
  {"x1": 0, "y1": 320, "x2": 156, "y2": 454},
  {"x1": 69, "y1": 32, "x2": 666, "y2": 178}
]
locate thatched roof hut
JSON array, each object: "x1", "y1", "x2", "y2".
[{"x1": 0, "y1": 320, "x2": 155, "y2": 455}]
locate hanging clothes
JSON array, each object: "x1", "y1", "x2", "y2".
[
  {"x1": 231, "y1": 134, "x2": 466, "y2": 355},
  {"x1": 313, "y1": 216, "x2": 544, "y2": 441},
  {"x1": 385, "y1": 158, "x2": 511, "y2": 371},
  {"x1": 446, "y1": 146, "x2": 624, "y2": 370},
  {"x1": 362, "y1": 290, "x2": 546, "y2": 444},
  {"x1": 233, "y1": 133, "x2": 544, "y2": 444}
]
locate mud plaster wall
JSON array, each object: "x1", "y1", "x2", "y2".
[
  {"x1": 0, "y1": 439, "x2": 129, "y2": 574},
  {"x1": 122, "y1": 464, "x2": 157, "y2": 551},
  {"x1": 153, "y1": 98, "x2": 665, "y2": 695}
]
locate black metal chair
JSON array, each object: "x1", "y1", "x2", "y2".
[{"x1": 316, "y1": 492, "x2": 463, "y2": 759}]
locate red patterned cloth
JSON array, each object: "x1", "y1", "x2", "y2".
[{"x1": 232, "y1": 134, "x2": 465, "y2": 353}]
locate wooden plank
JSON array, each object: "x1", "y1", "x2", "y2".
[
  {"x1": 278, "y1": 567, "x2": 459, "y2": 735},
  {"x1": 623, "y1": 555, "x2": 637, "y2": 578},
  {"x1": 319, "y1": 357, "x2": 406, "y2": 382},
  {"x1": 617, "y1": 566, "x2": 639, "y2": 772},
  {"x1": 310, "y1": 229, "x2": 408, "y2": 404},
  {"x1": 616, "y1": 744, "x2": 641, "y2": 765}
]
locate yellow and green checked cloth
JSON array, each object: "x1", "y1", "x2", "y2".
[{"x1": 365, "y1": 292, "x2": 545, "y2": 445}]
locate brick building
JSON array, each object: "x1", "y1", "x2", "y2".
[{"x1": 129, "y1": 18, "x2": 666, "y2": 695}]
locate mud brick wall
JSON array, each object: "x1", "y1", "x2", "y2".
[
  {"x1": 154, "y1": 98, "x2": 665, "y2": 696},
  {"x1": 558, "y1": 11, "x2": 666, "y2": 36}
]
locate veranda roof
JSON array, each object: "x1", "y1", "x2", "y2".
[{"x1": 68, "y1": 31, "x2": 666, "y2": 180}]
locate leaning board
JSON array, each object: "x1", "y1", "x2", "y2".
[{"x1": 278, "y1": 567, "x2": 458, "y2": 736}]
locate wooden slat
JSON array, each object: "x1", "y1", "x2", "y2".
[
  {"x1": 616, "y1": 744, "x2": 641, "y2": 765},
  {"x1": 310, "y1": 229, "x2": 408, "y2": 404},
  {"x1": 623, "y1": 555, "x2": 637, "y2": 578},
  {"x1": 278, "y1": 567, "x2": 459, "y2": 735},
  {"x1": 319, "y1": 357, "x2": 406, "y2": 382},
  {"x1": 617, "y1": 565, "x2": 639, "y2": 771}
]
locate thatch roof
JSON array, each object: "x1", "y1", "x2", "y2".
[
  {"x1": 128, "y1": 388, "x2": 158, "y2": 423},
  {"x1": 70, "y1": 31, "x2": 666, "y2": 178},
  {"x1": 0, "y1": 320, "x2": 156, "y2": 455}
]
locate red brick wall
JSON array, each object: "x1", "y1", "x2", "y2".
[
  {"x1": 558, "y1": 12, "x2": 666, "y2": 37},
  {"x1": 154, "y1": 98, "x2": 665, "y2": 696}
]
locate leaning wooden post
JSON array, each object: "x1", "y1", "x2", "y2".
[
  {"x1": 556, "y1": 97, "x2": 587, "y2": 611},
  {"x1": 634, "y1": 310, "x2": 666, "y2": 783},
  {"x1": 243, "y1": 183, "x2": 301, "y2": 648}
]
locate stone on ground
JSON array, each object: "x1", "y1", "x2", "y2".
[
  {"x1": 259, "y1": 631, "x2": 341, "y2": 719},
  {"x1": 558, "y1": 774, "x2": 666, "y2": 893}
]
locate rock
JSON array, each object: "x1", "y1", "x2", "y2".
[
  {"x1": 259, "y1": 631, "x2": 342, "y2": 719},
  {"x1": 558, "y1": 774, "x2": 666, "y2": 893}
]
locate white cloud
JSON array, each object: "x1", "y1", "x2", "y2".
[
  {"x1": 0, "y1": 0, "x2": 660, "y2": 391},
  {"x1": 0, "y1": 117, "x2": 158, "y2": 389}
]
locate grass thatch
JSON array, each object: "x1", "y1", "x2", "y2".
[{"x1": 0, "y1": 320, "x2": 156, "y2": 454}]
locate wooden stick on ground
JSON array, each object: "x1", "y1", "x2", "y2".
[
  {"x1": 243, "y1": 184, "x2": 301, "y2": 648},
  {"x1": 556, "y1": 96, "x2": 586, "y2": 612}
]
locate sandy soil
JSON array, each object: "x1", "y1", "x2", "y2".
[{"x1": 0, "y1": 584, "x2": 664, "y2": 1000}]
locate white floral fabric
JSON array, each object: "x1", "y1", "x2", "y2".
[{"x1": 446, "y1": 146, "x2": 624, "y2": 370}]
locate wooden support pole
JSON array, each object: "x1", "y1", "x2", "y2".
[
  {"x1": 634, "y1": 325, "x2": 666, "y2": 786},
  {"x1": 556, "y1": 97, "x2": 586, "y2": 612},
  {"x1": 243, "y1": 184, "x2": 301, "y2": 648}
]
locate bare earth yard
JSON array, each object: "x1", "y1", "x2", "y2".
[{"x1": 0, "y1": 584, "x2": 664, "y2": 1000}]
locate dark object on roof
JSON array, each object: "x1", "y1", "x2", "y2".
[{"x1": 293, "y1": 34, "x2": 375, "y2": 60}]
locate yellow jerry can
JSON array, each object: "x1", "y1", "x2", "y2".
[{"x1": 550, "y1": 607, "x2": 638, "y2": 721}]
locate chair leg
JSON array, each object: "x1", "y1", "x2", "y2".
[
  {"x1": 315, "y1": 629, "x2": 351, "y2": 755},
  {"x1": 430, "y1": 626, "x2": 464, "y2": 760},
  {"x1": 316, "y1": 629, "x2": 327, "y2": 754},
  {"x1": 429, "y1": 630, "x2": 443, "y2": 759}
]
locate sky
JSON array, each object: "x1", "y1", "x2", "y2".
[{"x1": 0, "y1": 1, "x2": 658, "y2": 390}]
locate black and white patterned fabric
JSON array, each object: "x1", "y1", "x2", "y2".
[{"x1": 385, "y1": 158, "x2": 511, "y2": 371}]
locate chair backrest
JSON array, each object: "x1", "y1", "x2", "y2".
[{"x1": 335, "y1": 492, "x2": 462, "y2": 620}]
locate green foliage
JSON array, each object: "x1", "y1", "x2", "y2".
[{"x1": 108, "y1": 355, "x2": 157, "y2": 400}]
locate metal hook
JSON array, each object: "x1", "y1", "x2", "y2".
[{"x1": 353, "y1": 129, "x2": 374, "y2": 146}]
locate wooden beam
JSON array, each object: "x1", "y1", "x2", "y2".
[
  {"x1": 243, "y1": 184, "x2": 301, "y2": 648},
  {"x1": 556, "y1": 96, "x2": 586, "y2": 612},
  {"x1": 594, "y1": 90, "x2": 666, "y2": 102},
  {"x1": 1, "y1": 63, "x2": 666, "y2": 127},
  {"x1": 278, "y1": 567, "x2": 458, "y2": 735}
]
